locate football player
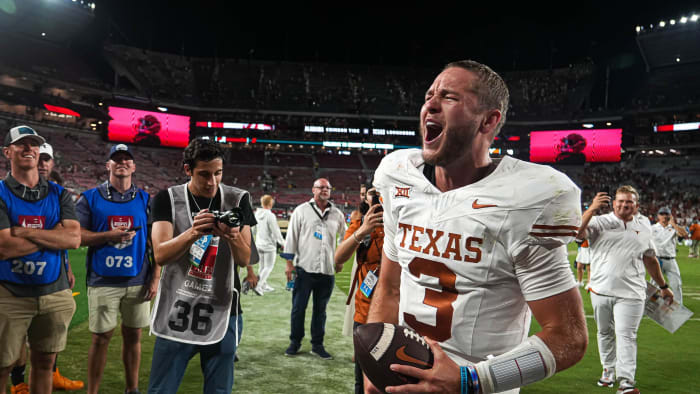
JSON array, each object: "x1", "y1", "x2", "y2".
[{"x1": 366, "y1": 60, "x2": 588, "y2": 394}]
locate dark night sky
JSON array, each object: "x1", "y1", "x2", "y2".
[{"x1": 92, "y1": 1, "x2": 699, "y2": 71}]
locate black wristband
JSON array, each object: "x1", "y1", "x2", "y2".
[{"x1": 659, "y1": 284, "x2": 669, "y2": 290}]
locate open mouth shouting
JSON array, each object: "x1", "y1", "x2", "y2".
[{"x1": 424, "y1": 120, "x2": 444, "y2": 145}]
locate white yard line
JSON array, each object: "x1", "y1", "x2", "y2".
[{"x1": 585, "y1": 314, "x2": 700, "y2": 322}]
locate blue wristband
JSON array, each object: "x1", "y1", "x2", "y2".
[
  {"x1": 460, "y1": 366, "x2": 468, "y2": 394},
  {"x1": 467, "y1": 365, "x2": 480, "y2": 394}
]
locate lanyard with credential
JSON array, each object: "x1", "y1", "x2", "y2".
[{"x1": 309, "y1": 202, "x2": 329, "y2": 240}]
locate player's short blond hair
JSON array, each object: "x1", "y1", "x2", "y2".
[
  {"x1": 444, "y1": 60, "x2": 509, "y2": 136},
  {"x1": 615, "y1": 185, "x2": 639, "y2": 203},
  {"x1": 260, "y1": 195, "x2": 274, "y2": 208}
]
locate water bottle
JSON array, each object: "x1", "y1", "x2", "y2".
[{"x1": 286, "y1": 270, "x2": 296, "y2": 291}]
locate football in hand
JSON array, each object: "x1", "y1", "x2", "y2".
[{"x1": 354, "y1": 323, "x2": 434, "y2": 392}]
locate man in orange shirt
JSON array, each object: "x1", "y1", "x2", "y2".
[
  {"x1": 334, "y1": 186, "x2": 383, "y2": 394},
  {"x1": 689, "y1": 218, "x2": 700, "y2": 258}
]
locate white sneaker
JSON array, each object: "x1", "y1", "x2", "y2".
[
  {"x1": 597, "y1": 368, "x2": 615, "y2": 387},
  {"x1": 263, "y1": 284, "x2": 275, "y2": 292},
  {"x1": 253, "y1": 286, "x2": 264, "y2": 296},
  {"x1": 616, "y1": 379, "x2": 639, "y2": 394}
]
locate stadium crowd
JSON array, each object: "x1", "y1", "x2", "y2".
[{"x1": 2, "y1": 115, "x2": 700, "y2": 228}]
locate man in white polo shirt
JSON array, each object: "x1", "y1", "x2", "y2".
[
  {"x1": 651, "y1": 206, "x2": 688, "y2": 304},
  {"x1": 578, "y1": 185, "x2": 673, "y2": 394}
]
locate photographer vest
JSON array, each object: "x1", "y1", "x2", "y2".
[
  {"x1": 150, "y1": 183, "x2": 247, "y2": 345},
  {"x1": 82, "y1": 187, "x2": 149, "y2": 277},
  {"x1": 0, "y1": 180, "x2": 64, "y2": 286}
]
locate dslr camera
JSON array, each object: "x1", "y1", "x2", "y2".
[{"x1": 210, "y1": 207, "x2": 243, "y2": 228}]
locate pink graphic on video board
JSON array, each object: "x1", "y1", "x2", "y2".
[
  {"x1": 529, "y1": 129, "x2": 622, "y2": 163},
  {"x1": 107, "y1": 107, "x2": 190, "y2": 148}
]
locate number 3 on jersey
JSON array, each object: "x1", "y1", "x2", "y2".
[{"x1": 403, "y1": 257, "x2": 458, "y2": 342}]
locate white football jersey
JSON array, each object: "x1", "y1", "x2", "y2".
[{"x1": 373, "y1": 149, "x2": 581, "y2": 364}]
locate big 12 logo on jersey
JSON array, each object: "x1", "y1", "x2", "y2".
[
  {"x1": 19, "y1": 215, "x2": 45, "y2": 229},
  {"x1": 108, "y1": 215, "x2": 134, "y2": 249}
]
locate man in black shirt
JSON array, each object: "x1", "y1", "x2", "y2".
[{"x1": 147, "y1": 138, "x2": 256, "y2": 393}]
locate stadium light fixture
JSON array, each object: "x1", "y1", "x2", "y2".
[
  {"x1": 606, "y1": 122, "x2": 612, "y2": 126},
  {"x1": 659, "y1": 21, "x2": 666, "y2": 27},
  {"x1": 635, "y1": 26, "x2": 641, "y2": 32},
  {"x1": 41, "y1": 32, "x2": 46, "y2": 37},
  {"x1": 655, "y1": 150, "x2": 665, "y2": 155},
  {"x1": 691, "y1": 14, "x2": 698, "y2": 22},
  {"x1": 582, "y1": 123, "x2": 594, "y2": 128},
  {"x1": 670, "y1": 149, "x2": 678, "y2": 153},
  {"x1": 157, "y1": 106, "x2": 168, "y2": 112},
  {"x1": 680, "y1": 16, "x2": 688, "y2": 23},
  {"x1": 670, "y1": 19, "x2": 676, "y2": 25},
  {"x1": 506, "y1": 149, "x2": 514, "y2": 155},
  {"x1": 676, "y1": 57, "x2": 681, "y2": 62}
]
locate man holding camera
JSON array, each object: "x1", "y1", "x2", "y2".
[
  {"x1": 148, "y1": 139, "x2": 255, "y2": 393},
  {"x1": 579, "y1": 186, "x2": 673, "y2": 394},
  {"x1": 334, "y1": 186, "x2": 383, "y2": 393},
  {"x1": 283, "y1": 178, "x2": 347, "y2": 360},
  {"x1": 76, "y1": 144, "x2": 157, "y2": 394}
]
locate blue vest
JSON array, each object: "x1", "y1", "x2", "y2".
[
  {"x1": 0, "y1": 180, "x2": 64, "y2": 285},
  {"x1": 83, "y1": 187, "x2": 148, "y2": 277}
]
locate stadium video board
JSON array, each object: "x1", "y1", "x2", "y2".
[
  {"x1": 107, "y1": 107, "x2": 190, "y2": 148},
  {"x1": 529, "y1": 129, "x2": 622, "y2": 164}
]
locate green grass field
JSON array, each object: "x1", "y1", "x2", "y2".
[{"x1": 12, "y1": 244, "x2": 700, "y2": 393}]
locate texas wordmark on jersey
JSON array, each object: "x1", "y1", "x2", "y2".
[{"x1": 373, "y1": 149, "x2": 581, "y2": 365}]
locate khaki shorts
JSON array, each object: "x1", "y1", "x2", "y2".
[
  {"x1": 88, "y1": 285, "x2": 151, "y2": 333},
  {"x1": 0, "y1": 285, "x2": 75, "y2": 367}
]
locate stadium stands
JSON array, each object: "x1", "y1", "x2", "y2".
[
  {"x1": 102, "y1": 45, "x2": 595, "y2": 118},
  {"x1": 2, "y1": 36, "x2": 700, "y2": 225}
]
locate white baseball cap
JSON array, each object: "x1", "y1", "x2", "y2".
[
  {"x1": 4, "y1": 125, "x2": 46, "y2": 147},
  {"x1": 39, "y1": 143, "x2": 54, "y2": 159}
]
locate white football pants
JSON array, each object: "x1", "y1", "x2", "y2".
[
  {"x1": 652, "y1": 257, "x2": 683, "y2": 304},
  {"x1": 591, "y1": 293, "x2": 644, "y2": 383},
  {"x1": 257, "y1": 248, "x2": 277, "y2": 290}
]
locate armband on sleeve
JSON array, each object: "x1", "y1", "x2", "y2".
[{"x1": 473, "y1": 335, "x2": 556, "y2": 393}]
